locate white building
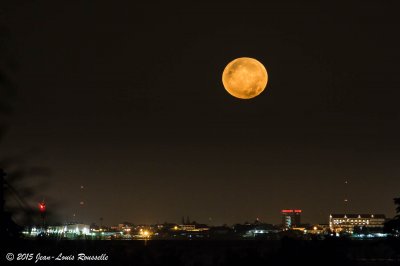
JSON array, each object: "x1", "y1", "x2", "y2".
[{"x1": 329, "y1": 214, "x2": 386, "y2": 233}]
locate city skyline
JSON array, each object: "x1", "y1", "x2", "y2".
[{"x1": 1, "y1": 1, "x2": 400, "y2": 226}]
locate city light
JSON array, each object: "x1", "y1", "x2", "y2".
[{"x1": 38, "y1": 202, "x2": 46, "y2": 213}]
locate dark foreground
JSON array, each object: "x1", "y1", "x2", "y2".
[{"x1": 2, "y1": 238, "x2": 400, "y2": 266}]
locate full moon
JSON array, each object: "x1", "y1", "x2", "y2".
[{"x1": 222, "y1": 57, "x2": 268, "y2": 99}]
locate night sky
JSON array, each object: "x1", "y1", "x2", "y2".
[{"x1": 2, "y1": 0, "x2": 400, "y2": 225}]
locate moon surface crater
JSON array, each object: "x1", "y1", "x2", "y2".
[{"x1": 222, "y1": 57, "x2": 268, "y2": 99}]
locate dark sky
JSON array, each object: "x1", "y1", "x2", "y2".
[{"x1": 2, "y1": 0, "x2": 400, "y2": 225}]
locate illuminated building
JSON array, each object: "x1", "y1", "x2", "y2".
[
  {"x1": 174, "y1": 224, "x2": 209, "y2": 232},
  {"x1": 281, "y1": 209, "x2": 302, "y2": 228},
  {"x1": 303, "y1": 224, "x2": 329, "y2": 235},
  {"x1": 179, "y1": 225, "x2": 196, "y2": 231},
  {"x1": 23, "y1": 224, "x2": 91, "y2": 239},
  {"x1": 329, "y1": 214, "x2": 386, "y2": 233},
  {"x1": 169, "y1": 224, "x2": 210, "y2": 239}
]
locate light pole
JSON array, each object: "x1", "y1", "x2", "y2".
[{"x1": 39, "y1": 201, "x2": 46, "y2": 230}]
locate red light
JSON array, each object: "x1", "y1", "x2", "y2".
[
  {"x1": 282, "y1": 209, "x2": 302, "y2": 213},
  {"x1": 38, "y1": 202, "x2": 46, "y2": 213}
]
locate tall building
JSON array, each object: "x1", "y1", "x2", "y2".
[
  {"x1": 329, "y1": 214, "x2": 386, "y2": 233},
  {"x1": 281, "y1": 209, "x2": 302, "y2": 228}
]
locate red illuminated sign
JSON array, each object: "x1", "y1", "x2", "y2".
[{"x1": 281, "y1": 209, "x2": 302, "y2": 213}]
